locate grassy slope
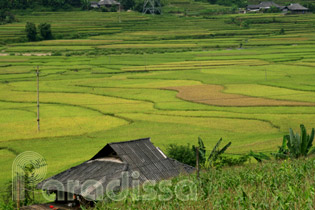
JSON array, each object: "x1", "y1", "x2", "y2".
[
  {"x1": 95, "y1": 157, "x2": 315, "y2": 209},
  {"x1": 0, "y1": 0, "x2": 315, "y2": 188}
]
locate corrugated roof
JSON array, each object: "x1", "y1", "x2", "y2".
[
  {"x1": 38, "y1": 138, "x2": 195, "y2": 198},
  {"x1": 287, "y1": 3, "x2": 308, "y2": 11},
  {"x1": 258, "y1": 1, "x2": 281, "y2": 8},
  {"x1": 98, "y1": 0, "x2": 120, "y2": 5},
  {"x1": 247, "y1": 1, "x2": 282, "y2": 10}
]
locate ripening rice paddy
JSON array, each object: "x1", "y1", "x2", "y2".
[{"x1": 0, "y1": 2, "x2": 315, "y2": 188}]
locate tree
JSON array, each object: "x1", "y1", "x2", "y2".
[
  {"x1": 38, "y1": 23, "x2": 53, "y2": 40},
  {"x1": 25, "y1": 22, "x2": 37, "y2": 41},
  {"x1": 81, "y1": 0, "x2": 90, "y2": 10}
]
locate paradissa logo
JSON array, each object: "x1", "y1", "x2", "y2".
[
  {"x1": 12, "y1": 151, "x2": 198, "y2": 202},
  {"x1": 42, "y1": 171, "x2": 198, "y2": 202}
]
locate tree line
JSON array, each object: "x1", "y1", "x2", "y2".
[{"x1": 0, "y1": 0, "x2": 83, "y2": 10}]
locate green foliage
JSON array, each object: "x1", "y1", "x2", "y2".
[
  {"x1": 279, "y1": 28, "x2": 285, "y2": 35},
  {"x1": 192, "y1": 137, "x2": 206, "y2": 164},
  {"x1": 240, "y1": 20, "x2": 250, "y2": 28},
  {"x1": 205, "y1": 138, "x2": 232, "y2": 168},
  {"x1": 167, "y1": 137, "x2": 232, "y2": 169},
  {"x1": 248, "y1": 151, "x2": 270, "y2": 162},
  {"x1": 81, "y1": 0, "x2": 90, "y2": 10},
  {"x1": 209, "y1": 0, "x2": 248, "y2": 8},
  {"x1": 38, "y1": 23, "x2": 53, "y2": 40},
  {"x1": 94, "y1": 158, "x2": 315, "y2": 209},
  {"x1": 166, "y1": 144, "x2": 196, "y2": 166},
  {"x1": 25, "y1": 22, "x2": 37, "y2": 41},
  {"x1": 212, "y1": 155, "x2": 248, "y2": 168},
  {"x1": 304, "y1": 3, "x2": 315, "y2": 13},
  {"x1": 110, "y1": 5, "x2": 118, "y2": 12},
  {"x1": 275, "y1": 124, "x2": 315, "y2": 159},
  {"x1": 264, "y1": 6, "x2": 281, "y2": 13},
  {"x1": 0, "y1": 10, "x2": 16, "y2": 24},
  {"x1": 0, "y1": 0, "x2": 83, "y2": 10}
]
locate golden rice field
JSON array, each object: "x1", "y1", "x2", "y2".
[{"x1": 0, "y1": 4, "x2": 315, "y2": 188}]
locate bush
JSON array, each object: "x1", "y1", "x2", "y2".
[
  {"x1": 240, "y1": 20, "x2": 250, "y2": 29},
  {"x1": 101, "y1": 7, "x2": 109, "y2": 12},
  {"x1": 274, "y1": 124, "x2": 315, "y2": 159},
  {"x1": 38, "y1": 23, "x2": 53, "y2": 40},
  {"x1": 110, "y1": 5, "x2": 118, "y2": 12},
  {"x1": 25, "y1": 22, "x2": 37, "y2": 41},
  {"x1": 166, "y1": 144, "x2": 196, "y2": 166}
]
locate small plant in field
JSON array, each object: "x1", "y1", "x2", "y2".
[
  {"x1": 166, "y1": 137, "x2": 232, "y2": 168},
  {"x1": 247, "y1": 150, "x2": 270, "y2": 162},
  {"x1": 274, "y1": 124, "x2": 315, "y2": 159},
  {"x1": 241, "y1": 20, "x2": 250, "y2": 29},
  {"x1": 279, "y1": 28, "x2": 285, "y2": 35},
  {"x1": 204, "y1": 138, "x2": 231, "y2": 169}
]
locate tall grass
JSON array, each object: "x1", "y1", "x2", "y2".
[{"x1": 93, "y1": 157, "x2": 315, "y2": 209}]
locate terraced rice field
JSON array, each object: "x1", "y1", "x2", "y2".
[{"x1": 0, "y1": 1, "x2": 315, "y2": 187}]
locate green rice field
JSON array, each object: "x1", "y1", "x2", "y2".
[{"x1": 0, "y1": 0, "x2": 315, "y2": 188}]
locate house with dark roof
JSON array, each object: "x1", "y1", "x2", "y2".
[
  {"x1": 98, "y1": 0, "x2": 120, "y2": 7},
  {"x1": 247, "y1": 1, "x2": 283, "y2": 12},
  {"x1": 90, "y1": 0, "x2": 120, "y2": 8},
  {"x1": 37, "y1": 138, "x2": 194, "y2": 205},
  {"x1": 90, "y1": 1, "x2": 100, "y2": 8},
  {"x1": 283, "y1": 3, "x2": 309, "y2": 14}
]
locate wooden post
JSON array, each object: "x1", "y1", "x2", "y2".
[
  {"x1": 36, "y1": 66, "x2": 40, "y2": 132},
  {"x1": 145, "y1": 54, "x2": 147, "y2": 71},
  {"x1": 196, "y1": 147, "x2": 199, "y2": 179},
  {"x1": 17, "y1": 178, "x2": 20, "y2": 210}
]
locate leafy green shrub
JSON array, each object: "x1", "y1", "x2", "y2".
[
  {"x1": 101, "y1": 7, "x2": 109, "y2": 12},
  {"x1": 51, "y1": 51, "x2": 62, "y2": 56},
  {"x1": 240, "y1": 20, "x2": 250, "y2": 29},
  {"x1": 166, "y1": 144, "x2": 196, "y2": 166},
  {"x1": 213, "y1": 155, "x2": 248, "y2": 168},
  {"x1": 274, "y1": 124, "x2": 315, "y2": 159},
  {"x1": 38, "y1": 23, "x2": 53, "y2": 40},
  {"x1": 25, "y1": 22, "x2": 37, "y2": 41},
  {"x1": 110, "y1": 5, "x2": 118, "y2": 12}
]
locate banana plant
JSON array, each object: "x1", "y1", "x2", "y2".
[
  {"x1": 192, "y1": 137, "x2": 206, "y2": 164},
  {"x1": 205, "y1": 138, "x2": 231, "y2": 168},
  {"x1": 274, "y1": 124, "x2": 314, "y2": 159}
]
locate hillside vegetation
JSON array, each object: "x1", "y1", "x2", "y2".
[{"x1": 92, "y1": 157, "x2": 315, "y2": 209}]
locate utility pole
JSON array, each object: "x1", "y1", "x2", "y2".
[
  {"x1": 196, "y1": 147, "x2": 199, "y2": 179},
  {"x1": 145, "y1": 53, "x2": 147, "y2": 71},
  {"x1": 36, "y1": 66, "x2": 40, "y2": 132},
  {"x1": 118, "y1": 2, "x2": 121, "y2": 23}
]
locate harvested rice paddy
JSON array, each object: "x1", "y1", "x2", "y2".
[{"x1": 166, "y1": 84, "x2": 315, "y2": 106}]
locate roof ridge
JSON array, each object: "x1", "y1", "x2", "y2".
[{"x1": 108, "y1": 137, "x2": 151, "y2": 145}]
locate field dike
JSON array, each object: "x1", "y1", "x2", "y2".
[{"x1": 166, "y1": 84, "x2": 315, "y2": 107}]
